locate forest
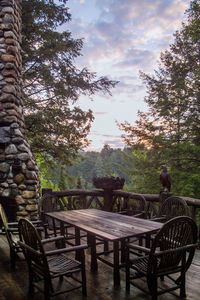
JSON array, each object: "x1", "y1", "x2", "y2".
[
  {"x1": 22, "y1": 1, "x2": 200, "y2": 200},
  {"x1": 36, "y1": 145, "x2": 131, "y2": 191}
]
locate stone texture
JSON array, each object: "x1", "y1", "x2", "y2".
[
  {"x1": 25, "y1": 204, "x2": 38, "y2": 212},
  {"x1": 18, "y1": 184, "x2": 26, "y2": 190},
  {"x1": 15, "y1": 195, "x2": 25, "y2": 204},
  {"x1": 1, "y1": 54, "x2": 15, "y2": 62},
  {"x1": 0, "y1": 0, "x2": 40, "y2": 220},
  {"x1": 2, "y1": 188, "x2": 10, "y2": 196},
  {"x1": 22, "y1": 190, "x2": 36, "y2": 199},
  {"x1": 26, "y1": 170, "x2": 37, "y2": 180},
  {"x1": 5, "y1": 143, "x2": 17, "y2": 154},
  {"x1": 0, "y1": 162, "x2": 10, "y2": 172},
  {"x1": 0, "y1": 182, "x2": 8, "y2": 188},
  {"x1": 14, "y1": 173, "x2": 24, "y2": 183},
  {"x1": 16, "y1": 211, "x2": 28, "y2": 216}
]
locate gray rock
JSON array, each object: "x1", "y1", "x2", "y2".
[
  {"x1": 0, "y1": 162, "x2": 10, "y2": 172},
  {"x1": 2, "y1": 188, "x2": 10, "y2": 197},
  {"x1": 5, "y1": 143, "x2": 17, "y2": 154}
]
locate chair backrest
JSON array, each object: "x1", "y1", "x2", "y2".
[
  {"x1": 18, "y1": 218, "x2": 49, "y2": 275},
  {"x1": 159, "y1": 196, "x2": 189, "y2": 220},
  {"x1": 127, "y1": 195, "x2": 147, "y2": 217},
  {"x1": 150, "y1": 216, "x2": 197, "y2": 272},
  {"x1": 115, "y1": 194, "x2": 147, "y2": 217},
  {"x1": 0, "y1": 204, "x2": 16, "y2": 249},
  {"x1": 0, "y1": 204, "x2": 8, "y2": 230},
  {"x1": 38, "y1": 194, "x2": 63, "y2": 229}
]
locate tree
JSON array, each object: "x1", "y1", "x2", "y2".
[
  {"x1": 22, "y1": 0, "x2": 117, "y2": 164},
  {"x1": 119, "y1": 0, "x2": 200, "y2": 197}
]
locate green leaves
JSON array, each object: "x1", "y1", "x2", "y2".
[
  {"x1": 22, "y1": 0, "x2": 117, "y2": 164},
  {"x1": 119, "y1": 0, "x2": 200, "y2": 197}
]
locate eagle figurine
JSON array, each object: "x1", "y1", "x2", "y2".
[{"x1": 160, "y1": 165, "x2": 171, "y2": 192}]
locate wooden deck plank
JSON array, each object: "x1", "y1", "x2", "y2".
[{"x1": 0, "y1": 233, "x2": 199, "y2": 299}]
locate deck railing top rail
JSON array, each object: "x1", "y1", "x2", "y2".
[{"x1": 42, "y1": 188, "x2": 200, "y2": 208}]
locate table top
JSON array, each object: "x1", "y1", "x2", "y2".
[{"x1": 46, "y1": 209, "x2": 162, "y2": 241}]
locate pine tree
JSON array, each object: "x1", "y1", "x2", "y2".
[
  {"x1": 22, "y1": 0, "x2": 117, "y2": 164},
  {"x1": 119, "y1": 0, "x2": 200, "y2": 196}
]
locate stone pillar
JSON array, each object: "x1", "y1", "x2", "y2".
[{"x1": 0, "y1": 0, "x2": 40, "y2": 220}]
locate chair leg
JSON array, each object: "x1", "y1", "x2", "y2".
[
  {"x1": 28, "y1": 268, "x2": 34, "y2": 295},
  {"x1": 148, "y1": 276, "x2": 157, "y2": 300},
  {"x1": 125, "y1": 264, "x2": 130, "y2": 292},
  {"x1": 44, "y1": 279, "x2": 50, "y2": 300},
  {"x1": 10, "y1": 248, "x2": 17, "y2": 269},
  {"x1": 104, "y1": 240, "x2": 109, "y2": 252},
  {"x1": 180, "y1": 271, "x2": 186, "y2": 298},
  {"x1": 81, "y1": 264, "x2": 87, "y2": 296}
]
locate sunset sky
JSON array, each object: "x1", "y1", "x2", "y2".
[{"x1": 66, "y1": 0, "x2": 191, "y2": 151}]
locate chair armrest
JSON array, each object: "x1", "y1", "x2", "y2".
[
  {"x1": 133, "y1": 212, "x2": 146, "y2": 218},
  {"x1": 7, "y1": 222, "x2": 19, "y2": 227},
  {"x1": 7, "y1": 227, "x2": 19, "y2": 233},
  {"x1": 127, "y1": 243, "x2": 151, "y2": 254},
  {"x1": 118, "y1": 211, "x2": 145, "y2": 218},
  {"x1": 31, "y1": 220, "x2": 43, "y2": 225},
  {"x1": 18, "y1": 241, "x2": 42, "y2": 256},
  {"x1": 41, "y1": 235, "x2": 65, "y2": 244},
  {"x1": 154, "y1": 243, "x2": 198, "y2": 257},
  {"x1": 117, "y1": 211, "x2": 127, "y2": 215},
  {"x1": 151, "y1": 216, "x2": 166, "y2": 222},
  {"x1": 45, "y1": 244, "x2": 88, "y2": 256}
]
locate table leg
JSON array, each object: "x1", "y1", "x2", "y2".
[
  {"x1": 60, "y1": 221, "x2": 65, "y2": 236},
  {"x1": 121, "y1": 239, "x2": 126, "y2": 263},
  {"x1": 114, "y1": 241, "x2": 120, "y2": 287},
  {"x1": 75, "y1": 227, "x2": 81, "y2": 261},
  {"x1": 52, "y1": 218, "x2": 57, "y2": 236},
  {"x1": 89, "y1": 234, "x2": 98, "y2": 272},
  {"x1": 145, "y1": 233, "x2": 151, "y2": 248}
]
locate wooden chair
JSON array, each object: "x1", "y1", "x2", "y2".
[
  {"x1": 143, "y1": 196, "x2": 190, "y2": 248},
  {"x1": 0, "y1": 204, "x2": 23, "y2": 268},
  {"x1": 116, "y1": 194, "x2": 147, "y2": 218},
  {"x1": 116, "y1": 195, "x2": 148, "y2": 249},
  {"x1": 38, "y1": 195, "x2": 75, "y2": 244},
  {"x1": 39, "y1": 194, "x2": 108, "y2": 251},
  {"x1": 153, "y1": 196, "x2": 189, "y2": 222},
  {"x1": 0, "y1": 203, "x2": 47, "y2": 268},
  {"x1": 125, "y1": 216, "x2": 197, "y2": 299},
  {"x1": 18, "y1": 218, "x2": 88, "y2": 300}
]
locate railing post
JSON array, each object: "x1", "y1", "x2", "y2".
[
  {"x1": 42, "y1": 188, "x2": 52, "y2": 196},
  {"x1": 103, "y1": 189, "x2": 115, "y2": 211}
]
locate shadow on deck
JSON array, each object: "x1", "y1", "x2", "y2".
[{"x1": 0, "y1": 234, "x2": 200, "y2": 300}]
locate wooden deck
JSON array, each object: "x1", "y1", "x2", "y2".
[{"x1": 0, "y1": 233, "x2": 200, "y2": 300}]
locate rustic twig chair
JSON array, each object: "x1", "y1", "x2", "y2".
[
  {"x1": 0, "y1": 204, "x2": 23, "y2": 268},
  {"x1": 125, "y1": 216, "x2": 197, "y2": 299},
  {"x1": 116, "y1": 194, "x2": 147, "y2": 218},
  {"x1": 18, "y1": 218, "x2": 88, "y2": 300},
  {"x1": 0, "y1": 203, "x2": 47, "y2": 268},
  {"x1": 153, "y1": 196, "x2": 189, "y2": 222},
  {"x1": 39, "y1": 194, "x2": 109, "y2": 252},
  {"x1": 38, "y1": 195, "x2": 76, "y2": 244}
]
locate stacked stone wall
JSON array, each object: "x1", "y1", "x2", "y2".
[{"x1": 0, "y1": 0, "x2": 40, "y2": 220}]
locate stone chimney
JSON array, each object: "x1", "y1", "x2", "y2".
[{"x1": 0, "y1": 0, "x2": 40, "y2": 220}]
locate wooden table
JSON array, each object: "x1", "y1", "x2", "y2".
[{"x1": 45, "y1": 209, "x2": 162, "y2": 287}]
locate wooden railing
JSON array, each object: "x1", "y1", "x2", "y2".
[{"x1": 41, "y1": 188, "x2": 200, "y2": 228}]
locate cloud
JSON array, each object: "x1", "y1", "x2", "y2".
[
  {"x1": 103, "y1": 139, "x2": 125, "y2": 148},
  {"x1": 67, "y1": 0, "x2": 190, "y2": 150},
  {"x1": 69, "y1": 0, "x2": 189, "y2": 79},
  {"x1": 94, "y1": 111, "x2": 108, "y2": 115}
]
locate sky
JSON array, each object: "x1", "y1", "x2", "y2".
[{"x1": 66, "y1": 0, "x2": 191, "y2": 151}]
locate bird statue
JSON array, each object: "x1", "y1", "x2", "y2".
[{"x1": 160, "y1": 165, "x2": 171, "y2": 193}]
